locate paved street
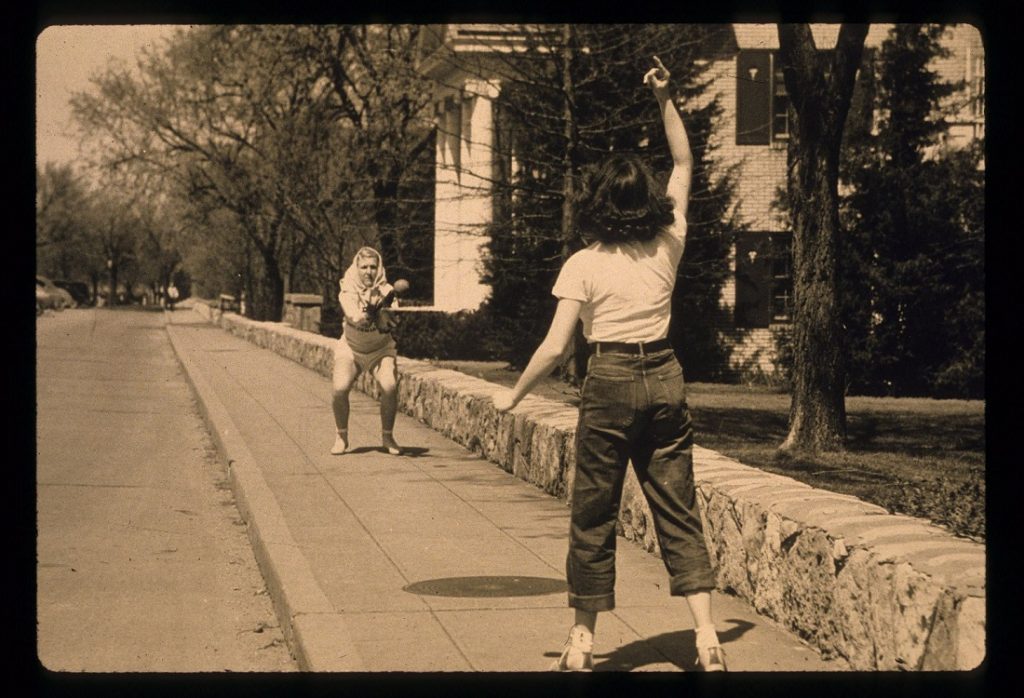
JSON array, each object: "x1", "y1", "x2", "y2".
[
  {"x1": 33, "y1": 305, "x2": 854, "y2": 673},
  {"x1": 36, "y1": 308, "x2": 296, "y2": 672}
]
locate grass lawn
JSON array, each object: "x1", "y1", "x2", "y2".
[{"x1": 429, "y1": 360, "x2": 985, "y2": 542}]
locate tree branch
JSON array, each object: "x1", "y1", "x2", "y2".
[
  {"x1": 777, "y1": 24, "x2": 824, "y2": 120},
  {"x1": 826, "y1": 24, "x2": 870, "y2": 136}
]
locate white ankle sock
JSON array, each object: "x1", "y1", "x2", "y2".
[
  {"x1": 569, "y1": 625, "x2": 593, "y2": 652},
  {"x1": 694, "y1": 625, "x2": 720, "y2": 650}
]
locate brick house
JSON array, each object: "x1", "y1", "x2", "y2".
[{"x1": 417, "y1": 24, "x2": 984, "y2": 377}]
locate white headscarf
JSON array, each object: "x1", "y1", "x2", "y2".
[{"x1": 339, "y1": 247, "x2": 391, "y2": 309}]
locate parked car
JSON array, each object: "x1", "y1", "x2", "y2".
[
  {"x1": 36, "y1": 275, "x2": 74, "y2": 314},
  {"x1": 53, "y1": 280, "x2": 92, "y2": 307},
  {"x1": 35, "y1": 281, "x2": 51, "y2": 315}
]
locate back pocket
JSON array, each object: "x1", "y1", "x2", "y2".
[{"x1": 581, "y1": 376, "x2": 636, "y2": 430}]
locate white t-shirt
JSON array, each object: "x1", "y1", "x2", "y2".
[{"x1": 551, "y1": 221, "x2": 685, "y2": 342}]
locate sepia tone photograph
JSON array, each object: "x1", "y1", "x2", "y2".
[{"x1": 35, "y1": 20, "x2": 985, "y2": 678}]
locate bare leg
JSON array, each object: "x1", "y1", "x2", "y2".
[
  {"x1": 331, "y1": 342, "x2": 360, "y2": 454},
  {"x1": 331, "y1": 389, "x2": 351, "y2": 435},
  {"x1": 374, "y1": 356, "x2": 400, "y2": 454},
  {"x1": 685, "y1": 591, "x2": 726, "y2": 670},
  {"x1": 685, "y1": 591, "x2": 713, "y2": 630}
]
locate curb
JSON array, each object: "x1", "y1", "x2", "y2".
[{"x1": 165, "y1": 319, "x2": 365, "y2": 671}]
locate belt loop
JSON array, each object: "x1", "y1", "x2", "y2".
[
  {"x1": 595, "y1": 343, "x2": 601, "y2": 357},
  {"x1": 638, "y1": 340, "x2": 646, "y2": 357}
]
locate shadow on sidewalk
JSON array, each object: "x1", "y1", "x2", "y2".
[
  {"x1": 403, "y1": 575, "x2": 566, "y2": 598},
  {"x1": 540, "y1": 618, "x2": 754, "y2": 672},
  {"x1": 342, "y1": 446, "x2": 431, "y2": 457}
]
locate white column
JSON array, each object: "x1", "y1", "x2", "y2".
[{"x1": 433, "y1": 79, "x2": 500, "y2": 312}]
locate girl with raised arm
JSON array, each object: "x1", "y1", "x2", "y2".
[{"x1": 493, "y1": 56, "x2": 726, "y2": 672}]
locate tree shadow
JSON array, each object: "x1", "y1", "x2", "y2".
[{"x1": 540, "y1": 618, "x2": 754, "y2": 672}]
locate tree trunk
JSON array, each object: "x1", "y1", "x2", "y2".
[
  {"x1": 254, "y1": 248, "x2": 285, "y2": 322},
  {"x1": 243, "y1": 240, "x2": 255, "y2": 318},
  {"x1": 780, "y1": 138, "x2": 847, "y2": 452},
  {"x1": 109, "y1": 265, "x2": 119, "y2": 307},
  {"x1": 777, "y1": 23, "x2": 867, "y2": 454}
]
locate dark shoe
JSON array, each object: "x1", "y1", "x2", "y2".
[{"x1": 696, "y1": 645, "x2": 727, "y2": 672}]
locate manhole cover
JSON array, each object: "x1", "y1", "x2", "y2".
[{"x1": 403, "y1": 575, "x2": 566, "y2": 598}]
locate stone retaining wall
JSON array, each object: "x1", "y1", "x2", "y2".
[{"x1": 190, "y1": 305, "x2": 985, "y2": 671}]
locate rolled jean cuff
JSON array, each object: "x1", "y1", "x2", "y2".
[
  {"x1": 668, "y1": 570, "x2": 718, "y2": 597},
  {"x1": 568, "y1": 591, "x2": 615, "y2": 612}
]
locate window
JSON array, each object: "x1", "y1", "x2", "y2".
[
  {"x1": 969, "y1": 51, "x2": 985, "y2": 121},
  {"x1": 734, "y1": 232, "x2": 793, "y2": 328},
  {"x1": 736, "y1": 50, "x2": 770, "y2": 145},
  {"x1": 771, "y1": 61, "x2": 790, "y2": 142},
  {"x1": 768, "y1": 236, "x2": 793, "y2": 322},
  {"x1": 736, "y1": 50, "x2": 790, "y2": 145}
]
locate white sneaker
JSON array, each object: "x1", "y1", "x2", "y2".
[
  {"x1": 550, "y1": 625, "x2": 593, "y2": 671},
  {"x1": 696, "y1": 645, "x2": 727, "y2": 672},
  {"x1": 330, "y1": 433, "x2": 348, "y2": 455},
  {"x1": 694, "y1": 625, "x2": 726, "y2": 671}
]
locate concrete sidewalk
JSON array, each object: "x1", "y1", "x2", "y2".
[{"x1": 165, "y1": 309, "x2": 844, "y2": 672}]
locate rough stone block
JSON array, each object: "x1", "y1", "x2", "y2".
[{"x1": 777, "y1": 528, "x2": 841, "y2": 652}]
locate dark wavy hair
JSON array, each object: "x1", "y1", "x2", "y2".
[{"x1": 575, "y1": 153, "x2": 676, "y2": 244}]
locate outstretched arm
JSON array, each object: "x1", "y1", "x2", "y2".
[
  {"x1": 644, "y1": 55, "x2": 693, "y2": 224},
  {"x1": 493, "y1": 299, "x2": 583, "y2": 411}
]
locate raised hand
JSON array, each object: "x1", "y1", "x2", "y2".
[{"x1": 643, "y1": 55, "x2": 671, "y2": 96}]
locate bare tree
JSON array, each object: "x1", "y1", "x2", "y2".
[
  {"x1": 776, "y1": 23, "x2": 869, "y2": 453},
  {"x1": 36, "y1": 163, "x2": 96, "y2": 280},
  {"x1": 133, "y1": 180, "x2": 189, "y2": 303},
  {"x1": 309, "y1": 25, "x2": 437, "y2": 282},
  {"x1": 85, "y1": 182, "x2": 142, "y2": 306},
  {"x1": 71, "y1": 26, "x2": 347, "y2": 319},
  {"x1": 70, "y1": 25, "x2": 436, "y2": 320}
]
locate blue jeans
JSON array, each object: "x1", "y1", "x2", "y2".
[{"x1": 567, "y1": 346, "x2": 716, "y2": 612}]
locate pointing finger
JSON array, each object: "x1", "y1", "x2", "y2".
[{"x1": 652, "y1": 55, "x2": 670, "y2": 77}]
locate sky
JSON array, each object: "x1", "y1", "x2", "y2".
[{"x1": 35, "y1": 25, "x2": 186, "y2": 168}]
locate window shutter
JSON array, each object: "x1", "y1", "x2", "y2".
[
  {"x1": 735, "y1": 233, "x2": 772, "y2": 328},
  {"x1": 736, "y1": 50, "x2": 771, "y2": 145}
]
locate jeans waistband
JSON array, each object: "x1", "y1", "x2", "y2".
[
  {"x1": 590, "y1": 337, "x2": 671, "y2": 356},
  {"x1": 587, "y1": 346, "x2": 678, "y2": 377}
]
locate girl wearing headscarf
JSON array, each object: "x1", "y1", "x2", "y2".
[
  {"x1": 493, "y1": 57, "x2": 725, "y2": 671},
  {"x1": 331, "y1": 246, "x2": 402, "y2": 456}
]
